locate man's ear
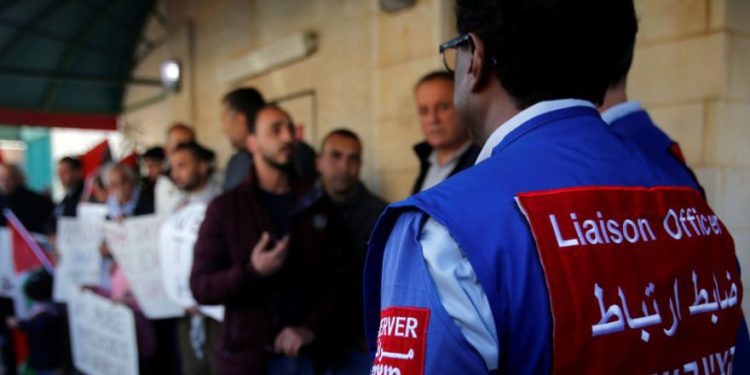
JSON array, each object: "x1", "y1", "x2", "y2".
[{"x1": 467, "y1": 32, "x2": 491, "y2": 93}]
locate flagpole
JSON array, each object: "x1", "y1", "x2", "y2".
[{"x1": 3, "y1": 208, "x2": 54, "y2": 274}]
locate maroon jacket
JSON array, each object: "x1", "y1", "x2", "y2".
[{"x1": 190, "y1": 171, "x2": 354, "y2": 374}]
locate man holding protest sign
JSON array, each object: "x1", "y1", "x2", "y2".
[
  {"x1": 162, "y1": 141, "x2": 223, "y2": 375},
  {"x1": 100, "y1": 163, "x2": 182, "y2": 375},
  {"x1": 191, "y1": 104, "x2": 354, "y2": 374}
]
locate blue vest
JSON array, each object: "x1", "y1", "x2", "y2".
[
  {"x1": 609, "y1": 109, "x2": 674, "y2": 153},
  {"x1": 609, "y1": 108, "x2": 705, "y2": 197},
  {"x1": 364, "y1": 106, "x2": 749, "y2": 373}
]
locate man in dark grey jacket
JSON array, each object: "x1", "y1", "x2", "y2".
[
  {"x1": 220, "y1": 88, "x2": 266, "y2": 191},
  {"x1": 316, "y1": 128, "x2": 387, "y2": 374}
]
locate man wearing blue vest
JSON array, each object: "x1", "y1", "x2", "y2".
[
  {"x1": 599, "y1": 17, "x2": 704, "y2": 195},
  {"x1": 364, "y1": 0, "x2": 750, "y2": 374}
]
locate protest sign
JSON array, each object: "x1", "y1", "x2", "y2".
[
  {"x1": 104, "y1": 215, "x2": 183, "y2": 319},
  {"x1": 53, "y1": 218, "x2": 104, "y2": 302},
  {"x1": 159, "y1": 203, "x2": 223, "y2": 321},
  {"x1": 76, "y1": 202, "x2": 108, "y2": 221},
  {"x1": 0, "y1": 228, "x2": 13, "y2": 297},
  {"x1": 68, "y1": 289, "x2": 138, "y2": 375}
]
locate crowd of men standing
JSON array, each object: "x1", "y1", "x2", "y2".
[
  {"x1": 1, "y1": 0, "x2": 739, "y2": 373},
  {"x1": 0, "y1": 63, "x2": 476, "y2": 375}
]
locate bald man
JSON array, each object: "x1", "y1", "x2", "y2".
[{"x1": 0, "y1": 164, "x2": 53, "y2": 233}]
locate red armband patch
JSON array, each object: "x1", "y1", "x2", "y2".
[{"x1": 373, "y1": 307, "x2": 430, "y2": 375}]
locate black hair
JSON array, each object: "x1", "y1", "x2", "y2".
[
  {"x1": 141, "y1": 147, "x2": 166, "y2": 161},
  {"x1": 23, "y1": 268, "x2": 53, "y2": 301},
  {"x1": 173, "y1": 141, "x2": 217, "y2": 176},
  {"x1": 252, "y1": 104, "x2": 294, "y2": 135},
  {"x1": 223, "y1": 88, "x2": 266, "y2": 134},
  {"x1": 455, "y1": 0, "x2": 638, "y2": 108},
  {"x1": 321, "y1": 128, "x2": 361, "y2": 151},
  {"x1": 59, "y1": 156, "x2": 82, "y2": 171},
  {"x1": 415, "y1": 70, "x2": 454, "y2": 92},
  {"x1": 610, "y1": 14, "x2": 639, "y2": 87}
]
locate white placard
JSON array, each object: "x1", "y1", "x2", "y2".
[
  {"x1": 53, "y1": 218, "x2": 104, "y2": 302},
  {"x1": 104, "y1": 215, "x2": 183, "y2": 319},
  {"x1": 68, "y1": 289, "x2": 138, "y2": 375},
  {"x1": 0, "y1": 228, "x2": 14, "y2": 297},
  {"x1": 159, "y1": 203, "x2": 224, "y2": 321},
  {"x1": 76, "y1": 203, "x2": 109, "y2": 221}
]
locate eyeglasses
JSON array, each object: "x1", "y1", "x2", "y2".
[{"x1": 439, "y1": 33, "x2": 470, "y2": 73}]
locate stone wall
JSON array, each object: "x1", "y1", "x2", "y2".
[{"x1": 630, "y1": 0, "x2": 750, "y2": 315}]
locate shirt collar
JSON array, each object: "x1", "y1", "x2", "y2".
[
  {"x1": 601, "y1": 100, "x2": 643, "y2": 125},
  {"x1": 106, "y1": 185, "x2": 141, "y2": 218},
  {"x1": 182, "y1": 182, "x2": 221, "y2": 206},
  {"x1": 428, "y1": 140, "x2": 472, "y2": 167},
  {"x1": 475, "y1": 99, "x2": 596, "y2": 165}
]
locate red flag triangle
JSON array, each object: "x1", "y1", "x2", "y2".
[
  {"x1": 4, "y1": 209, "x2": 54, "y2": 273},
  {"x1": 119, "y1": 151, "x2": 138, "y2": 168},
  {"x1": 80, "y1": 140, "x2": 112, "y2": 179}
]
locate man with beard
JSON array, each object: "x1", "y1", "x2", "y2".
[
  {"x1": 191, "y1": 105, "x2": 351, "y2": 374},
  {"x1": 170, "y1": 142, "x2": 221, "y2": 206},
  {"x1": 168, "y1": 142, "x2": 222, "y2": 375},
  {"x1": 220, "y1": 88, "x2": 319, "y2": 192},
  {"x1": 315, "y1": 129, "x2": 386, "y2": 374},
  {"x1": 155, "y1": 123, "x2": 196, "y2": 214}
]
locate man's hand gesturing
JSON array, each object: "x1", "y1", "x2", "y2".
[{"x1": 250, "y1": 232, "x2": 290, "y2": 277}]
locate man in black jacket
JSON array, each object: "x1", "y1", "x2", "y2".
[
  {"x1": 55, "y1": 157, "x2": 84, "y2": 217},
  {"x1": 316, "y1": 129, "x2": 387, "y2": 374},
  {"x1": 0, "y1": 163, "x2": 53, "y2": 375},
  {"x1": 0, "y1": 164, "x2": 53, "y2": 233},
  {"x1": 412, "y1": 71, "x2": 480, "y2": 194}
]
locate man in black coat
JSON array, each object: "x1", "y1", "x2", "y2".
[
  {"x1": 0, "y1": 164, "x2": 53, "y2": 233},
  {"x1": 412, "y1": 71, "x2": 480, "y2": 194},
  {"x1": 0, "y1": 163, "x2": 53, "y2": 375}
]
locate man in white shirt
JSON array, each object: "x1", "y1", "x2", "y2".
[
  {"x1": 168, "y1": 141, "x2": 222, "y2": 375},
  {"x1": 154, "y1": 123, "x2": 196, "y2": 214}
]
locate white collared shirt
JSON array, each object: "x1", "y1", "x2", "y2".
[
  {"x1": 179, "y1": 181, "x2": 223, "y2": 208},
  {"x1": 417, "y1": 99, "x2": 595, "y2": 370},
  {"x1": 420, "y1": 141, "x2": 473, "y2": 192},
  {"x1": 476, "y1": 99, "x2": 596, "y2": 164},
  {"x1": 600, "y1": 100, "x2": 642, "y2": 125}
]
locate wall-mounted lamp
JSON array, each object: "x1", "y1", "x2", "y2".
[{"x1": 160, "y1": 60, "x2": 181, "y2": 92}]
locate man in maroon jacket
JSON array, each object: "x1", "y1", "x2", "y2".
[{"x1": 190, "y1": 104, "x2": 353, "y2": 374}]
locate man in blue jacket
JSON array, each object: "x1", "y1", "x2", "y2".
[
  {"x1": 598, "y1": 14, "x2": 704, "y2": 195},
  {"x1": 364, "y1": 0, "x2": 749, "y2": 374}
]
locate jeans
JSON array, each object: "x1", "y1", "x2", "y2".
[{"x1": 267, "y1": 356, "x2": 315, "y2": 375}]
